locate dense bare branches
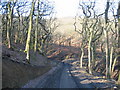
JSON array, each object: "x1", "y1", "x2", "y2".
[
  {"x1": 75, "y1": 0, "x2": 119, "y2": 80},
  {"x1": 1, "y1": 0, "x2": 57, "y2": 63}
]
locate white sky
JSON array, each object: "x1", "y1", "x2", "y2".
[
  {"x1": 50, "y1": 0, "x2": 79, "y2": 18},
  {"x1": 48, "y1": 0, "x2": 118, "y2": 18}
]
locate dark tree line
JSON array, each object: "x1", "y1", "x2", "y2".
[{"x1": 0, "y1": 0, "x2": 58, "y2": 63}]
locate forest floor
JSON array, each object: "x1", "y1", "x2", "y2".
[
  {"x1": 2, "y1": 43, "x2": 119, "y2": 89},
  {"x1": 2, "y1": 44, "x2": 59, "y2": 88},
  {"x1": 66, "y1": 59, "x2": 117, "y2": 89}
]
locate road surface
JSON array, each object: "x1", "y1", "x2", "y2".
[
  {"x1": 35, "y1": 63, "x2": 78, "y2": 88},
  {"x1": 23, "y1": 60, "x2": 116, "y2": 89},
  {"x1": 59, "y1": 65, "x2": 77, "y2": 88}
]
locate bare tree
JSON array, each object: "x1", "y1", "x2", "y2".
[
  {"x1": 24, "y1": 0, "x2": 36, "y2": 63},
  {"x1": 7, "y1": 1, "x2": 17, "y2": 48},
  {"x1": 117, "y1": 1, "x2": 120, "y2": 83},
  {"x1": 75, "y1": 1, "x2": 103, "y2": 74},
  {"x1": 104, "y1": 0, "x2": 111, "y2": 79}
]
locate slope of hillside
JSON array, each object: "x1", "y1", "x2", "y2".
[
  {"x1": 2, "y1": 44, "x2": 49, "y2": 66},
  {"x1": 2, "y1": 44, "x2": 58, "y2": 88},
  {"x1": 55, "y1": 17, "x2": 78, "y2": 36},
  {"x1": 2, "y1": 59, "x2": 51, "y2": 88}
]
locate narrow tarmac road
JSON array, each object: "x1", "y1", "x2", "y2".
[
  {"x1": 59, "y1": 65, "x2": 78, "y2": 88},
  {"x1": 23, "y1": 60, "x2": 116, "y2": 89},
  {"x1": 35, "y1": 63, "x2": 78, "y2": 88}
]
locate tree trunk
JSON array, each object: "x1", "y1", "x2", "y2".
[
  {"x1": 109, "y1": 46, "x2": 113, "y2": 77},
  {"x1": 104, "y1": 0, "x2": 110, "y2": 79},
  {"x1": 117, "y1": 2, "x2": 120, "y2": 83},
  {"x1": 101, "y1": 42, "x2": 104, "y2": 53},
  {"x1": 15, "y1": 11, "x2": 20, "y2": 43},
  {"x1": 91, "y1": 43, "x2": 96, "y2": 68},
  {"x1": 34, "y1": 19, "x2": 38, "y2": 52},
  {"x1": 34, "y1": 0, "x2": 39, "y2": 52},
  {"x1": 112, "y1": 55, "x2": 120, "y2": 73},
  {"x1": 88, "y1": 30, "x2": 92, "y2": 74},
  {"x1": 25, "y1": 0, "x2": 36, "y2": 62},
  {"x1": 118, "y1": 1, "x2": 120, "y2": 49},
  {"x1": 7, "y1": 23, "x2": 11, "y2": 48},
  {"x1": 7, "y1": 2, "x2": 12, "y2": 48},
  {"x1": 104, "y1": 30, "x2": 110, "y2": 78},
  {"x1": 118, "y1": 72, "x2": 120, "y2": 84},
  {"x1": 80, "y1": 47, "x2": 84, "y2": 68}
]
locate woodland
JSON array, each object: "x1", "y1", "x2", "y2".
[{"x1": 1, "y1": 0, "x2": 120, "y2": 88}]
